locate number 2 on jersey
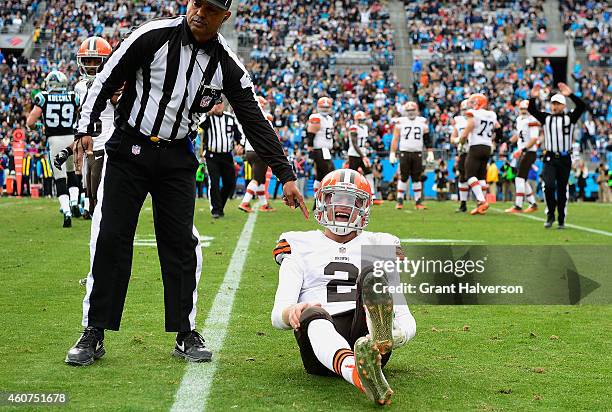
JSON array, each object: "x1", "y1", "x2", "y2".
[{"x1": 324, "y1": 262, "x2": 359, "y2": 302}]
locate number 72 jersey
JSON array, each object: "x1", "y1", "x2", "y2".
[
  {"x1": 33, "y1": 91, "x2": 79, "y2": 137},
  {"x1": 397, "y1": 116, "x2": 428, "y2": 152},
  {"x1": 273, "y1": 230, "x2": 401, "y2": 315},
  {"x1": 466, "y1": 108, "x2": 498, "y2": 147}
]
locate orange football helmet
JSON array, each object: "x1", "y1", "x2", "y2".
[
  {"x1": 317, "y1": 96, "x2": 333, "y2": 114},
  {"x1": 315, "y1": 169, "x2": 372, "y2": 235},
  {"x1": 77, "y1": 36, "x2": 112, "y2": 79},
  {"x1": 354, "y1": 111, "x2": 366, "y2": 123},
  {"x1": 468, "y1": 93, "x2": 488, "y2": 110}
]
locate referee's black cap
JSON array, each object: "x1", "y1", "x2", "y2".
[{"x1": 206, "y1": 0, "x2": 232, "y2": 10}]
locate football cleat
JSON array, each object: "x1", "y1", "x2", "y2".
[
  {"x1": 505, "y1": 206, "x2": 522, "y2": 213},
  {"x1": 361, "y1": 269, "x2": 393, "y2": 354},
  {"x1": 524, "y1": 203, "x2": 538, "y2": 213},
  {"x1": 354, "y1": 336, "x2": 393, "y2": 405},
  {"x1": 63, "y1": 214, "x2": 72, "y2": 228},
  {"x1": 456, "y1": 202, "x2": 467, "y2": 213},
  {"x1": 372, "y1": 199, "x2": 384, "y2": 205},
  {"x1": 258, "y1": 204, "x2": 276, "y2": 212},
  {"x1": 544, "y1": 218, "x2": 554, "y2": 229},
  {"x1": 238, "y1": 202, "x2": 253, "y2": 213},
  {"x1": 65, "y1": 326, "x2": 105, "y2": 366},
  {"x1": 470, "y1": 201, "x2": 489, "y2": 215},
  {"x1": 395, "y1": 203, "x2": 403, "y2": 210},
  {"x1": 173, "y1": 330, "x2": 212, "y2": 362},
  {"x1": 82, "y1": 210, "x2": 92, "y2": 220},
  {"x1": 71, "y1": 205, "x2": 82, "y2": 218},
  {"x1": 415, "y1": 200, "x2": 428, "y2": 210}
]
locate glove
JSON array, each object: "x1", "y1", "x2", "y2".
[
  {"x1": 426, "y1": 150, "x2": 435, "y2": 163},
  {"x1": 54, "y1": 148, "x2": 71, "y2": 169},
  {"x1": 389, "y1": 152, "x2": 397, "y2": 164}
]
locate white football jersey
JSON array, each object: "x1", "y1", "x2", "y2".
[
  {"x1": 348, "y1": 123, "x2": 368, "y2": 157},
  {"x1": 245, "y1": 111, "x2": 273, "y2": 151},
  {"x1": 466, "y1": 108, "x2": 497, "y2": 147},
  {"x1": 75, "y1": 78, "x2": 115, "y2": 151},
  {"x1": 397, "y1": 116, "x2": 428, "y2": 152},
  {"x1": 309, "y1": 112, "x2": 334, "y2": 149},
  {"x1": 271, "y1": 230, "x2": 417, "y2": 342},
  {"x1": 515, "y1": 114, "x2": 539, "y2": 152},
  {"x1": 453, "y1": 115, "x2": 469, "y2": 153}
]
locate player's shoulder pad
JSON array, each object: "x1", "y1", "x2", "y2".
[
  {"x1": 273, "y1": 231, "x2": 319, "y2": 265},
  {"x1": 528, "y1": 115, "x2": 540, "y2": 126},
  {"x1": 349, "y1": 124, "x2": 358, "y2": 131},
  {"x1": 33, "y1": 91, "x2": 46, "y2": 107},
  {"x1": 308, "y1": 113, "x2": 321, "y2": 123},
  {"x1": 465, "y1": 109, "x2": 475, "y2": 117}
]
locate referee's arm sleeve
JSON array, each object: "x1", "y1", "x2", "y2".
[
  {"x1": 76, "y1": 23, "x2": 155, "y2": 136},
  {"x1": 568, "y1": 94, "x2": 587, "y2": 124},
  {"x1": 527, "y1": 98, "x2": 548, "y2": 125},
  {"x1": 232, "y1": 118, "x2": 244, "y2": 144},
  {"x1": 222, "y1": 58, "x2": 295, "y2": 183}
]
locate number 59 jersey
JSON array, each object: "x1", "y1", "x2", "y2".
[
  {"x1": 273, "y1": 230, "x2": 401, "y2": 316},
  {"x1": 466, "y1": 108, "x2": 497, "y2": 147},
  {"x1": 33, "y1": 91, "x2": 79, "y2": 137}
]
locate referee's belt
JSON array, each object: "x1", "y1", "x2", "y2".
[
  {"x1": 543, "y1": 150, "x2": 570, "y2": 158},
  {"x1": 119, "y1": 123, "x2": 184, "y2": 148}
]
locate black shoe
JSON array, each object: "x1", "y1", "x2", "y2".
[
  {"x1": 544, "y1": 219, "x2": 554, "y2": 229},
  {"x1": 173, "y1": 330, "x2": 212, "y2": 362},
  {"x1": 557, "y1": 219, "x2": 566, "y2": 229},
  {"x1": 71, "y1": 205, "x2": 82, "y2": 218},
  {"x1": 456, "y1": 201, "x2": 467, "y2": 212},
  {"x1": 82, "y1": 210, "x2": 91, "y2": 220},
  {"x1": 65, "y1": 326, "x2": 105, "y2": 366},
  {"x1": 63, "y1": 214, "x2": 72, "y2": 228}
]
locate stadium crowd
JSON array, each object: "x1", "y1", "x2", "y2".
[
  {"x1": 560, "y1": 0, "x2": 611, "y2": 66},
  {"x1": 0, "y1": 0, "x2": 611, "y2": 202}
]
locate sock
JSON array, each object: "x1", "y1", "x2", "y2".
[
  {"x1": 525, "y1": 182, "x2": 536, "y2": 205},
  {"x1": 242, "y1": 180, "x2": 258, "y2": 204},
  {"x1": 515, "y1": 177, "x2": 525, "y2": 208},
  {"x1": 459, "y1": 182, "x2": 469, "y2": 202},
  {"x1": 413, "y1": 181, "x2": 422, "y2": 202},
  {"x1": 479, "y1": 180, "x2": 488, "y2": 193},
  {"x1": 468, "y1": 177, "x2": 485, "y2": 202},
  {"x1": 69, "y1": 186, "x2": 79, "y2": 207},
  {"x1": 59, "y1": 194, "x2": 71, "y2": 215},
  {"x1": 257, "y1": 184, "x2": 267, "y2": 205},
  {"x1": 397, "y1": 180, "x2": 408, "y2": 201},
  {"x1": 307, "y1": 319, "x2": 360, "y2": 387},
  {"x1": 365, "y1": 174, "x2": 375, "y2": 199}
]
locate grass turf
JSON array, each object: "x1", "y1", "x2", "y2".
[{"x1": 0, "y1": 197, "x2": 610, "y2": 411}]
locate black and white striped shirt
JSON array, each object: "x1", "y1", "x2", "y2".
[
  {"x1": 77, "y1": 16, "x2": 295, "y2": 183},
  {"x1": 201, "y1": 111, "x2": 242, "y2": 153},
  {"x1": 528, "y1": 94, "x2": 586, "y2": 154}
]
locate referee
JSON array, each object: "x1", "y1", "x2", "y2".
[
  {"x1": 66, "y1": 0, "x2": 307, "y2": 366},
  {"x1": 200, "y1": 101, "x2": 243, "y2": 218},
  {"x1": 528, "y1": 82, "x2": 586, "y2": 229}
]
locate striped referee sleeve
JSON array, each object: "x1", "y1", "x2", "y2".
[
  {"x1": 77, "y1": 17, "x2": 182, "y2": 136},
  {"x1": 218, "y1": 39, "x2": 295, "y2": 184}
]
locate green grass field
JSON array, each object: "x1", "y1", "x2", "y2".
[{"x1": 1, "y1": 197, "x2": 611, "y2": 411}]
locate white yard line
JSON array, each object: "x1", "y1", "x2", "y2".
[
  {"x1": 170, "y1": 211, "x2": 258, "y2": 412},
  {"x1": 490, "y1": 207, "x2": 612, "y2": 237}
]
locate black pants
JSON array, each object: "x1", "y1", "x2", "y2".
[
  {"x1": 205, "y1": 151, "x2": 235, "y2": 215},
  {"x1": 542, "y1": 154, "x2": 571, "y2": 223},
  {"x1": 83, "y1": 130, "x2": 200, "y2": 332},
  {"x1": 86, "y1": 149, "x2": 105, "y2": 213}
]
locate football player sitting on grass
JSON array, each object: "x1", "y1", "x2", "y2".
[{"x1": 271, "y1": 169, "x2": 416, "y2": 405}]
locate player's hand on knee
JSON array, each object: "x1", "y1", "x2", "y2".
[{"x1": 286, "y1": 302, "x2": 321, "y2": 329}]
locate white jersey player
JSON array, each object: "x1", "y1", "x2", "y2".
[
  {"x1": 390, "y1": 101, "x2": 432, "y2": 210},
  {"x1": 239, "y1": 95, "x2": 276, "y2": 213},
  {"x1": 271, "y1": 169, "x2": 416, "y2": 405},
  {"x1": 451, "y1": 100, "x2": 470, "y2": 212},
  {"x1": 506, "y1": 99, "x2": 540, "y2": 213},
  {"x1": 306, "y1": 97, "x2": 336, "y2": 199},
  {"x1": 459, "y1": 93, "x2": 501, "y2": 215}
]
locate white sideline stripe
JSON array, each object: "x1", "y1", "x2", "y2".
[
  {"x1": 490, "y1": 207, "x2": 612, "y2": 237},
  {"x1": 400, "y1": 238, "x2": 483, "y2": 243},
  {"x1": 171, "y1": 211, "x2": 258, "y2": 412}
]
